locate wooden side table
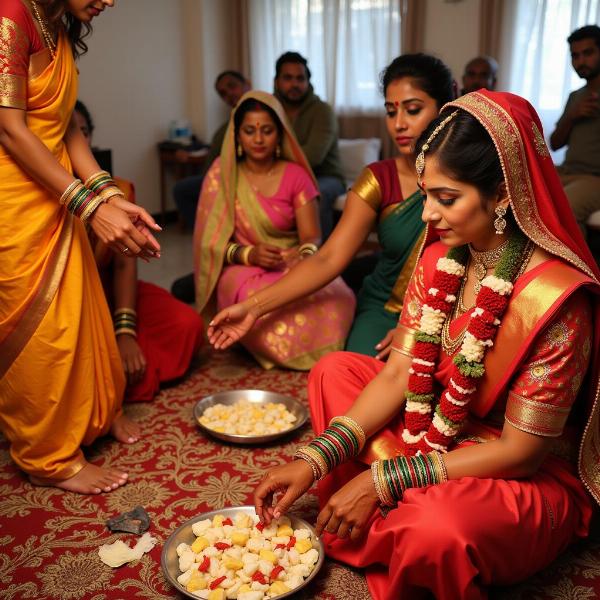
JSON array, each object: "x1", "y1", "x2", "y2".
[{"x1": 157, "y1": 146, "x2": 208, "y2": 223}]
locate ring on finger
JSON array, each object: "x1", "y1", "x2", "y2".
[{"x1": 122, "y1": 246, "x2": 129, "y2": 253}]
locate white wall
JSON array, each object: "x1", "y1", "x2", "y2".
[
  {"x1": 78, "y1": 0, "x2": 188, "y2": 214},
  {"x1": 422, "y1": 0, "x2": 481, "y2": 86}
]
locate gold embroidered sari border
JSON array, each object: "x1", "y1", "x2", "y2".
[
  {"x1": 505, "y1": 391, "x2": 570, "y2": 438},
  {"x1": 445, "y1": 93, "x2": 596, "y2": 281},
  {"x1": 0, "y1": 72, "x2": 26, "y2": 109}
]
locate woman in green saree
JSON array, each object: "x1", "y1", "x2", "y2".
[{"x1": 207, "y1": 54, "x2": 455, "y2": 358}]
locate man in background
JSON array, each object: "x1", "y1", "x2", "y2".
[
  {"x1": 173, "y1": 70, "x2": 250, "y2": 231},
  {"x1": 550, "y1": 25, "x2": 600, "y2": 236},
  {"x1": 274, "y1": 52, "x2": 345, "y2": 239},
  {"x1": 461, "y1": 56, "x2": 498, "y2": 95}
]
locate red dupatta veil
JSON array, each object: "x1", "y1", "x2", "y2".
[{"x1": 418, "y1": 91, "x2": 600, "y2": 503}]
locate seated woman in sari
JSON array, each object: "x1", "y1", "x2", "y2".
[
  {"x1": 194, "y1": 91, "x2": 355, "y2": 369},
  {"x1": 253, "y1": 90, "x2": 600, "y2": 599},
  {"x1": 0, "y1": 0, "x2": 161, "y2": 494},
  {"x1": 207, "y1": 54, "x2": 454, "y2": 359},
  {"x1": 74, "y1": 100, "x2": 203, "y2": 401}
]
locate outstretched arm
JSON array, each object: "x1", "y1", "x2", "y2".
[{"x1": 208, "y1": 191, "x2": 376, "y2": 348}]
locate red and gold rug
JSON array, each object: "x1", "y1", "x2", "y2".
[{"x1": 1, "y1": 349, "x2": 599, "y2": 599}]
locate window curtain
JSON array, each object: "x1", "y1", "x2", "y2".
[
  {"x1": 479, "y1": 0, "x2": 503, "y2": 58},
  {"x1": 498, "y1": 0, "x2": 600, "y2": 162},
  {"x1": 246, "y1": 0, "x2": 403, "y2": 111}
]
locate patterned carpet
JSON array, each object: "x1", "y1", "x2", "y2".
[{"x1": 1, "y1": 348, "x2": 599, "y2": 600}]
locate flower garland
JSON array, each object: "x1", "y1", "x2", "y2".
[{"x1": 402, "y1": 230, "x2": 530, "y2": 455}]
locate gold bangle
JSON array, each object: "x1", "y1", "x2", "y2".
[
  {"x1": 225, "y1": 242, "x2": 240, "y2": 265},
  {"x1": 298, "y1": 242, "x2": 318, "y2": 256},
  {"x1": 114, "y1": 307, "x2": 137, "y2": 316},
  {"x1": 429, "y1": 451, "x2": 448, "y2": 484},
  {"x1": 115, "y1": 327, "x2": 137, "y2": 338},
  {"x1": 80, "y1": 196, "x2": 105, "y2": 222},
  {"x1": 239, "y1": 245, "x2": 254, "y2": 266},
  {"x1": 84, "y1": 170, "x2": 112, "y2": 188},
  {"x1": 96, "y1": 186, "x2": 123, "y2": 203},
  {"x1": 330, "y1": 416, "x2": 366, "y2": 451},
  {"x1": 294, "y1": 446, "x2": 328, "y2": 480},
  {"x1": 59, "y1": 180, "x2": 83, "y2": 205}
]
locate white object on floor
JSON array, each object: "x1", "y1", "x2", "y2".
[{"x1": 99, "y1": 531, "x2": 157, "y2": 567}]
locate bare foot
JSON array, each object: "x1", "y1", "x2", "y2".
[
  {"x1": 110, "y1": 413, "x2": 141, "y2": 444},
  {"x1": 30, "y1": 462, "x2": 128, "y2": 494}
]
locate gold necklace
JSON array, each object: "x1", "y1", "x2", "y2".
[
  {"x1": 30, "y1": 1, "x2": 56, "y2": 59},
  {"x1": 441, "y1": 240, "x2": 536, "y2": 355},
  {"x1": 241, "y1": 163, "x2": 276, "y2": 194},
  {"x1": 468, "y1": 238, "x2": 510, "y2": 294}
]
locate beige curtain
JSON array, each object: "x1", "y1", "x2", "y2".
[
  {"x1": 479, "y1": 0, "x2": 504, "y2": 59},
  {"x1": 231, "y1": 0, "x2": 252, "y2": 79},
  {"x1": 401, "y1": 0, "x2": 426, "y2": 54}
]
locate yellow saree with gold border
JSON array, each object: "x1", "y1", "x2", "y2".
[{"x1": 0, "y1": 31, "x2": 125, "y2": 480}]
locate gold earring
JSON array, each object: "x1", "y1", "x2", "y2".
[
  {"x1": 275, "y1": 144, "x2": 281, "y2": 158},
  {"x1": 237, "y1": 144, "x2": 243, "y2": 158},
  {"x1": 494, "y1": 205, "x2": 507, "y2": 235}
]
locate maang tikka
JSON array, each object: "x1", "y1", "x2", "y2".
[{"x1": 415, "y1": 110, "x2": 460, "y2": 186}]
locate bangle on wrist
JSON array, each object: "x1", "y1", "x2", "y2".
[
  {"x1": 60, "y1": 180, "x2": 105, "y2": 221},
  {"x1": 293, "y1": 416, "x2": 366, "y2": 480},
  {"x1": 372, "y1": 451, "x2": 448, "y2": 507},
  {"x1": 113, "y1": 308, "x2": 137, "y2": 336},
  {"x1": 239, "y1": 245, "x2": 254, "y2": 266},
  {"x1": 225, "y1": 242, "x2": 241, "y2": 265},
  {"x1": 298, "y1": 242, "x2": 318, "y2": 257}
]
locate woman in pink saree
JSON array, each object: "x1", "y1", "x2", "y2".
[
  {"x1": 253, "y1": 91, "x2": 600, "y2": 599},
  {"x1": 194, "y1": 91, "x2": 355, "y2": 369}
]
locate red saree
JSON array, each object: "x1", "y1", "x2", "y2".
[{"x1": 307, "y1": 91, "x2": 600, "y2": 599}]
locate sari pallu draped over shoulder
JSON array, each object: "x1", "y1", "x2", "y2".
[
  {"x1": 194, "y1": 90, "x2": 355, "y2": 369},
  {"x1": 0, "y1": 32, "x2": 125, "y2": 480},
  {"x1": 194, "y1": 90, "x2": 318, "y2": 317},
  {"x1": 387, "y1": 90, "x2": 600, "y2": 504}
]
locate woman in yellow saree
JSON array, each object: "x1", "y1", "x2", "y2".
[
  {"x1": 0, "y1": 0, "x2": 161, "y2": 494},
  {"x1": 194, "y1": 91, "x2": 355, "y2": 369}
]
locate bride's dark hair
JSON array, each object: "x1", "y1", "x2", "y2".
[
  {"x1": 37, "y1": 0, "x2": 92, "y2": 58},
  {"x1": 415, "y1": 109, "x2": 505, "y2": 200}
]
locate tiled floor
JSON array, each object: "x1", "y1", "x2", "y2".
[{"x1": 137, "y1": 224, "x2": 193, "y2": 291}]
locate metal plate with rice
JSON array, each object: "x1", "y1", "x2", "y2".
[
  {"x1": 193, "y1": 389, "x2": 308, "y2": 444},
  {"x1": 161, "y1": 505, "x2": 324, "y2": 599}
]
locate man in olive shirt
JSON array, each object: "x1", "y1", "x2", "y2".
[
  {"x1": 173, "y1": 70, "x2": 250, "y2": 231},
  {"x1": 550, "y1": 25, "x2": 600, "y2": 236},
  {"x1": 274, "y1": 52, "x2": 345, "y2": 239}
]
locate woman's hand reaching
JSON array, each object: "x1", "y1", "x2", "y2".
[
  {"x1": 315, "y1": 469, "x2": 379, "y2": 541},
  {"x1": 254, "y1": 460, "x2": 315, "y2": 525},
  {"x1": 89, "y1": 196, "x2": 161, "y2": 261},
  {"x1": 207, "y1": 301, "x2": 259, "y2": 349}
]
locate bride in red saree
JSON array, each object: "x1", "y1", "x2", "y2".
[{"x1": 253, "y1": 90, "x2": 600, "y2": 599}]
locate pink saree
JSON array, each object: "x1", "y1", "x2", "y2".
[{"x1": 194, "y1": 91, "x2": 355, "y2": 369}]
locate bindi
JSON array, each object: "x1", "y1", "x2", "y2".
[{"x1": 394, "y1": 101, "x2": 400, "y2": 107}]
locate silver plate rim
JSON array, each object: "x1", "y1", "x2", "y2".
[
  {"x1": 160, "y1": 505, "x2": 325, "y2": 600},
  {"x1": 193, "y1": 389, "x2": 309, "y2": 444}
]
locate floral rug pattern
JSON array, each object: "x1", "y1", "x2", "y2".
[{"x1": 0, "y1": 349, "x2": 598, "y2": 599}]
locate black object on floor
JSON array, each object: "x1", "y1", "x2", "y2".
[
  {"x1": 106, "y1": 506, "x2": 151, "y2": 535},
  {"x1": 171, "y1": 272, "x2": 195, "y2": 304}
]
